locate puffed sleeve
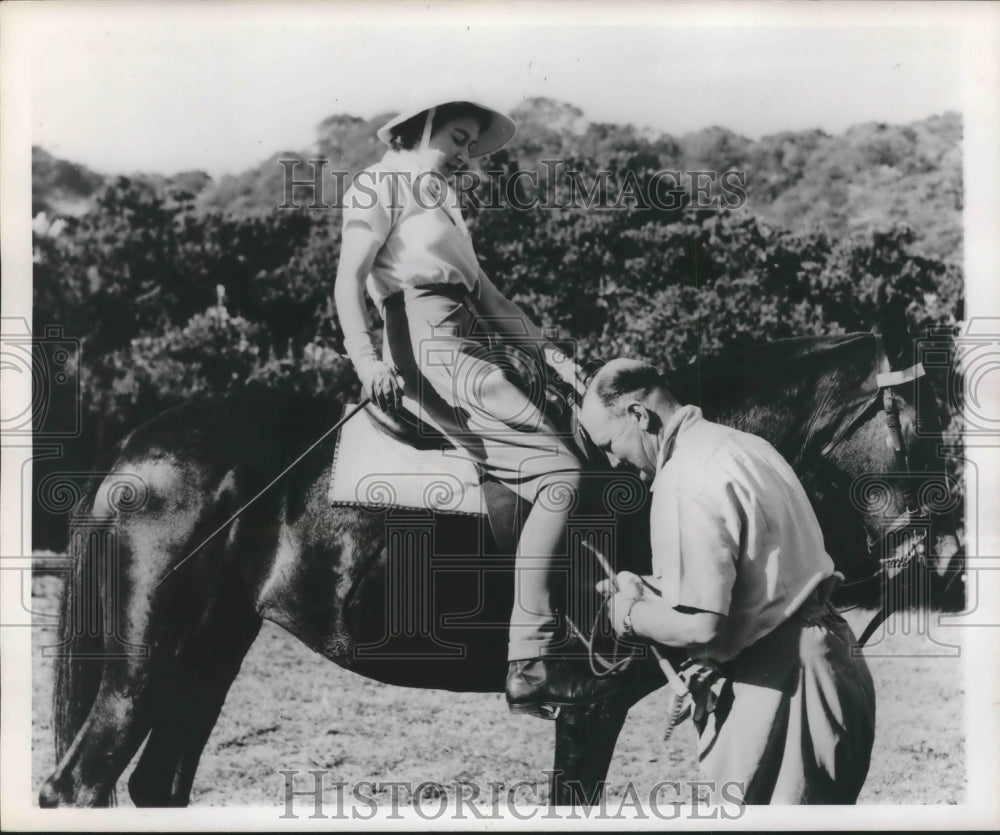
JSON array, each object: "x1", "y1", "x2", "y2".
[
  {"x1": 666, "y1": 472, "x2": 742, "y2": 617},
  {"x1": 341, "y1": 168, "x2": 397, "y2": 246}
]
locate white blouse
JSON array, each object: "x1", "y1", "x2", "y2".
[{"x1": 341, "y1": 149, "x2": 480, "y2": 308}]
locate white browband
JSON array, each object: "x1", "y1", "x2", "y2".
[{"x1": 875, "y1": 362, "x2": 926, "y2": 389}]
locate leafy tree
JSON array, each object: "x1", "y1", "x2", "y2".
[{"x1": 31, "y1": 107, "x2": 965, "y2": 550}]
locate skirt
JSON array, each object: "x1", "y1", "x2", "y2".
[{"x1": 381, "y1": 283, "x2": 581, "y2": 503}]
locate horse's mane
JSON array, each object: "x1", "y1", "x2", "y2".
[{"x1": 662, "y1": 333, "x2": 875, "y2": 403}]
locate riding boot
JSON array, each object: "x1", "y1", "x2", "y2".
[
  {"x1": 504, "y1": 470, "x2": 620, "y2": 717},
  {"x1": 506, "y1": 658, "x2": 622, "y2": 717},
  {"x1": 504, "y1": 553, "x2": 623, "y2": 716}
]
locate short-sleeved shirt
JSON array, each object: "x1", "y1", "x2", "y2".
[
  {"x1": 341, "y1": 151, "x2": 480, "y2": 308},
  {"x1": 648, "y1": 405, "x2": 834, "y2": 664}
]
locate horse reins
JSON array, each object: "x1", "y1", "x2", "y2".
[{"x1": 569, "y1": 541, "x2": 693, "y2": 735}]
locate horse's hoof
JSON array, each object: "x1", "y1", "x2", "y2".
[{"x1": 38, "y1": 779, "x2": 62, "y2": 808}]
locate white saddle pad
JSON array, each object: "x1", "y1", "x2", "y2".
[{"x1": 329, "y1": 403, "x2": 486, "y2": 515}]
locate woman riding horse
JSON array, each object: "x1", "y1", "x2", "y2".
[{"x1": 335, "y1": 88, "x2": 612, "y2": 715}]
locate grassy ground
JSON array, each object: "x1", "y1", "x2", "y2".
[{"x1": 31, "y1": 573, "x2": 964, "y2": 806}]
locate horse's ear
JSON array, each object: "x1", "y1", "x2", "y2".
[{"x1": 873, "y1": 283, "x2": 915, "y2": 369}]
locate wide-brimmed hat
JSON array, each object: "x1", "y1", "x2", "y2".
[{"x1": 376, "y1": 86, "x2": 516, "y2": 158}]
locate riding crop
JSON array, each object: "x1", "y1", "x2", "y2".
[{"x1": 156, "y1": 398, "x2": 372, "y2": 588}]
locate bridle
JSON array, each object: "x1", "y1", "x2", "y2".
[{"x1": 817, "y1": 333, "x2": 931, "y2": 645}]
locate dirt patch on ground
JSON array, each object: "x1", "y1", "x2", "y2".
[{"x1": 31, "y1": 574, "x2": 964, "y2": 807}]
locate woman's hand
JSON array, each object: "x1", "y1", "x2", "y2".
[{"x1": 361, "y1": 361, "x2": 405, "y2": 413}]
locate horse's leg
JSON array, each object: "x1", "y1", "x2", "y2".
[
  {"x1": 39, "y1": 521, "x2": 165, "y2": 807},
  {"x1": 40, "y1": 458, "x2": 231, "y2": 807},
  {"x1": 127, "y1": 585, "x2": 262, "y2": 807},
  {"x1": 39, "y1": 665, "x2": 156, "y2": 807},
  {"x1": 550, "y1": 694, "x2": 632, "y2": 807}
]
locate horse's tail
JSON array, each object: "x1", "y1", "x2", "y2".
[{"x1": 52, "y1": 484, "x2": 106, "y2": 765}]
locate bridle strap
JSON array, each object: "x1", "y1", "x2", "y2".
[
  {"x1": 874, "y1": 330, "x2": 925, "y2": 515},
  {"x1": 874, "y1": 329, "x2": 926, "y2": 389},
  {"x1": 819, "y1": 391, "x2": 881, "y2": 460},
  {"x1": 819, "y1": 333, "x2": 926, "y2": 463},
  {"x1": 846, "y1": 334, "x2": 929, "y2": 647},
  {"x1": 876, "y1": 364, "x2": 926, "y2": 388},
  {"x1": 857, "y1": 605, "x2": 892, "y2": 646},
  {"x1": 882, "y1": 387, "x2": 919, "y2": 514}
]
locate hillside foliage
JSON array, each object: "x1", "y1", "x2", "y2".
[{"x1": 31, "y1": 101, "x2": 964, "y2": 548}]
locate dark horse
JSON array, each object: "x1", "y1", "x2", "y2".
[{"x1": 40, "y1": 312, "x2": 961, "y2": 807}]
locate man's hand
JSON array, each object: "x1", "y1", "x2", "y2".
[{"x1": 596, "y1": 571, "x2": 645, "y2": 636}]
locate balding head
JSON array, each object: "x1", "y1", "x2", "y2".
[
  {"x1": 580, "y1": 358, "x2": 679, "y2": 479},
  {"x1": 585, "y1": 358, "x2": 672, "y2": 415}
]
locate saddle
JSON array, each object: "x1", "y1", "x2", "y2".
[{"x1": 329, "y1": 369, "x2": 593, "y2": 555}]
